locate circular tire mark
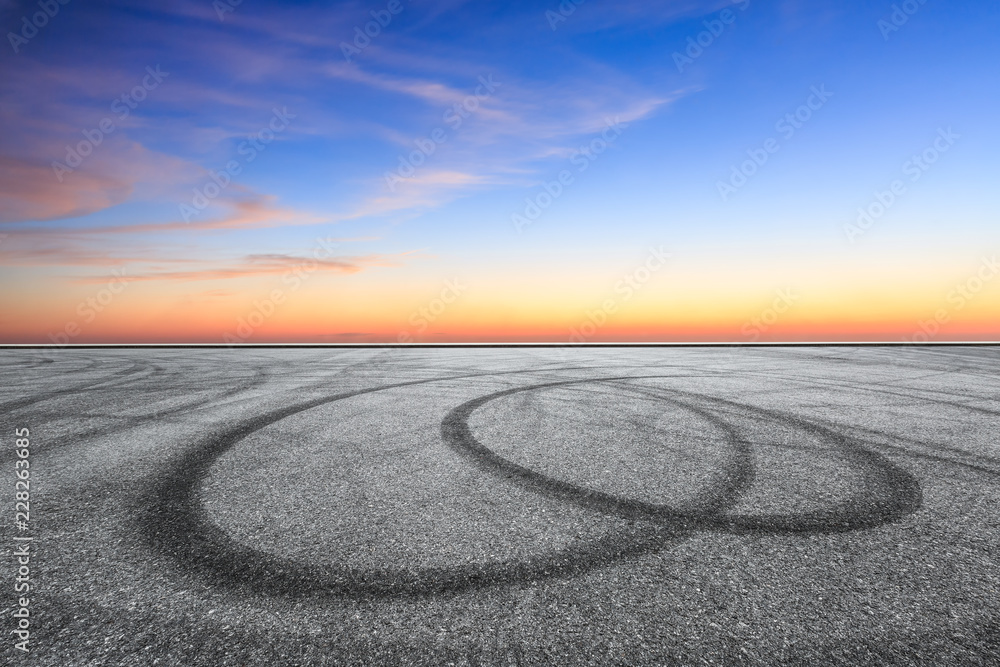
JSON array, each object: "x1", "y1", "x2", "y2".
[
  {"x1": 142, "y1": 373, "x2": 694, "y2": 599},
  {"x1": 442, "y1": 378, "x2": 922, "y2": 534},
  {"x1": 141, "y1": 373, "x2": 922, "y2": 600}
]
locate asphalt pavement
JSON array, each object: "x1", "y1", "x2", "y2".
[{"x1": 1, "y1": 346, "x2": 998, "y2": 665}]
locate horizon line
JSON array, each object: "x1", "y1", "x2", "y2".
[{"x1": 1, "y1": 342, "x2": 998, "y2": 349}]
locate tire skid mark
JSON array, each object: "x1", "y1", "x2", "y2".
[
  {"x1": 621, "y1": 382, "x2": 923, "y2": 532},
  {"x1": 721, "y1": 368, "x2": 1000, "y2": 466},
  {"x1": 0, "y1": 356, "x2": 157, "y2": 414},
  {"x1": 445, "y1": 378, "x2": 921, "y2": 535},
  {"x1": 692, "y1": 363, "x2": 1000, "y2": 423},
  {"x1": 815, "y1": 421, "x2": 1000, "y2": 480},
  {"x1": 140, "y1": 371, "x2": 922, "y2": 601},
  {"x1": 441, "y1": 379, "x2": 756, "y2": 524},
  {"x1": 0, "y1": 355, "x2": 55, "y2": 371},
  {"x1": 0, "y1": 354, "x2": 99, "y2": 387},
  {"x1": 140, "y1": 371, "x2": 695, "y2": 600},
  {"x1": 0, "y1": 363, "x2": 276, "y2": 462}
]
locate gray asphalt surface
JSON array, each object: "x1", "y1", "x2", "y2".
[{"x1": 1, "y1": 346, "x2": 998, "y2": 666}]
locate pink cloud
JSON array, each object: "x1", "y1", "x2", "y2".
[
  {"x1": 69, "y1": 251, "x2": 412, "y2": 283},
  {"x1": 0, "y1": 156, "x2": 133, "y2": 223}
]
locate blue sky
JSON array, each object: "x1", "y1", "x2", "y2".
[{"x1": 1, "y1": 0, "x2": 999, "y2": 342}]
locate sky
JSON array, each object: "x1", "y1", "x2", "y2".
[{"x1": 1, "y1": 0, "x2": 998, "y2": 344}]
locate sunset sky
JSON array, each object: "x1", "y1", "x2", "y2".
[{"x1": 1, "y1": 0, "x2": 998, "y2": 343}]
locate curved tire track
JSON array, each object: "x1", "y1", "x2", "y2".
[
  {"x1": 141, "y1": 373, "x2": 922, "y2": 600},
  {"x1": 443, "y1": 378, "x2": 922, "y2": 534}
]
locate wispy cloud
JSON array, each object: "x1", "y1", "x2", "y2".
[
  {"x1": 69, "y1": 251, "x2": 412, "y2": 283},
  {"x1": 0, "y1": 156, "x2": 133, "y2": 222},
  {"x1": 324, "y1": 61, "x2": 681, "y2": 220},
  {"x1": 1, "y1": 0, "x2": 693, "y2": 294}
]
